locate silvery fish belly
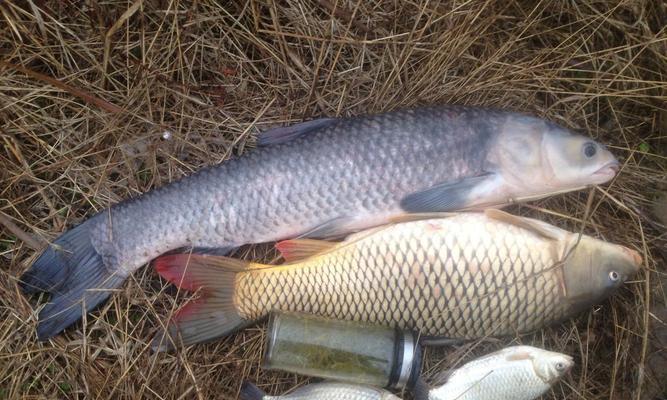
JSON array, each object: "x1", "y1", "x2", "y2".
[
  {"x1": 424, "y1": 346, "x2": 574, "y2": 400},
  {"x1": 153, "y1": 210, "x2": 640, "y2": 349},
  {"x1": 240, "y1": 382, "x2": 401, "y2": 400}
]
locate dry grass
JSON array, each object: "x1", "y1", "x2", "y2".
[{"x1": 1, "y1": 0, "x2": 666, "y2": 399}]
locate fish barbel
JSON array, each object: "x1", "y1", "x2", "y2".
[
  {"x1": 153, "y1": 210, "x2": 640, "y2": 349},
  {"x1": 418, "y1": 345, "x2": 573, "y2": 400},
  {"x1": 240, "y1": 381, "x2": 401, "y2": 400},
  {"x1": 21, "y1": 105, "x2": 619, "y2": 339}
]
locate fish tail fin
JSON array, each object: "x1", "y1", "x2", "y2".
[
  {"x1": 19, "y1": 217, "x2": 124, "y2": 341},
  {"x1": 239, "y1": 381, "x2": 266, "y2": 400},
  {"x1": 152, "y1": 254, "x2": 251, "y2": 351}
]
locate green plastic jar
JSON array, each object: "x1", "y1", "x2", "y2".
[{"x1": 263, "y1": 312, "x2": 422, "y2": 389}]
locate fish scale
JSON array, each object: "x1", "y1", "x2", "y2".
[
  {"x1": 233, "y1": 214, "x2": 567, "y2": 338},
  {"x1": 23, "y1": 104, "x2": 619, "y2": 341}
]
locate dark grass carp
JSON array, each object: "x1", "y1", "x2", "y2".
[
  {"x1": 20, "y1": 106, "x2": 619, "y2": 339},
  {"x1": 153, "y1": 210, "x2": 640, "y2": 349}
]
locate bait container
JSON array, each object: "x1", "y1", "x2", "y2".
[{"x1": 263, "y1": 312, "x2": 422, "y2": 389}]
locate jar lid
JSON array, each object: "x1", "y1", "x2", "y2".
[{"x1": 388, "y1": 330, "x2": 422, "y2": 389}]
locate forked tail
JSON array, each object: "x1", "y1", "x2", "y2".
[
  {"x1": 152, "y1": 254, "x2": 250, "y2": 351},
  {"x1": 20, "y1": 216, "x2": 125, "y2": 340}
]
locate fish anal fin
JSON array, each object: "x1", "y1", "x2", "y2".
[
  {"x1": 484, "y1": 209, "x2": 565, "y2": 241},
  {"x1": 275, "y1": 239, "x2": 337, "y2": 262},
  {"x1": 299, "y1": 216, "x2": 362, "y2": 239}
]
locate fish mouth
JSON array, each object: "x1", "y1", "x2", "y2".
[
  {"x1": 619, "y1": 245, "x2": 642, "y2": 271},
  {"x1": 592, "y1": 161, "x2": 620, "y2": 179},
  {"x1": 593, "y1": 160, "x2": 620, "y2": 183}
]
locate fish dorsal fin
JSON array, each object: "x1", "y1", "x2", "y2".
[
  {"x1": 257, "y1": 117, "x2": 337, "y2": 146},
  {"x1": 505, "y1": 348, "x2": 534, "y2": 362},
  {"x1": 275, "y1": 238, "x2": 338, "y2": 262},
  {"x1": 484, "y1": 209, "x2": 564, "y2": 241}
]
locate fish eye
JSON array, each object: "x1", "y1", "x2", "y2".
[
  {"x1": 555, "y1": 362, "x2": 566, "y2": 371},
  {"x1": 583, "y1": 142, "x2": 597, "y2": 158},
  {"x1": 608, "y1": 271, "x2": 620, "y2": 282}
]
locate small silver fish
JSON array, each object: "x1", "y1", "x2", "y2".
[
  {"x1": 419, "y1": 346, "x2": 574, "y2": 400},
  {"x1": 239, "y1": 381, "x2": 401, "y2": 400},
  {"x1": 21, "y1": 105, "x2": 619, "y2": 340}
]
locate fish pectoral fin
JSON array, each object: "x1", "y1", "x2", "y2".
[
  {"x1": 275, "y1": 239, "x2": 337, "y2": 262},
  {"x1": 400, "y1": 173, "x2": 498, "y2": 213},
  {"x1": 484, "y1": 209, "x2": 565, "y2": 241},
  {"x1": 388, "y1": 212, "x2": 458, "y2": 224},
  {"x1": 257, "y1": 117, "x2": 338, "y2": 146}
]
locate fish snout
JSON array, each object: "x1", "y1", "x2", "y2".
[
  {"x1": 592, "y1": 160, "x2": 620, "y2": 180},
  {"x1": 556, "y1": 355, "x2": 575, "y2": 381},
  {"x1": 620, "y1": 245, "x2": 642, "y2": 269},
  {"x1": 607, "y1": 161, "x2": 620, "y2": 174}
]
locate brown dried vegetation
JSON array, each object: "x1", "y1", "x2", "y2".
[{"x1": 0, "y1": 1, "x2": 666, "y2": 399}]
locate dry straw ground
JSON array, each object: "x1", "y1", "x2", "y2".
[{"x1": 0, "y1": 0, "x2": 666, "y2": 399}]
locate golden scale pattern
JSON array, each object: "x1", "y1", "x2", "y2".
[{"x1": 234, "y1": 216, "x2": 568, "y2": 338}]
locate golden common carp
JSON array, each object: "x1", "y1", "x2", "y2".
[
  {"x1": 240, "y1": 382, "x2": 401, "y2": 400},
  {"x1": 416, "y1": 345, "x2": 573, "y2": 400},
  {"x1": 21, "y1": 105, "x2": 619, "y2": 339},
  {"x1": 153, "y1": 210, "x2": 640, "y2": 349}
]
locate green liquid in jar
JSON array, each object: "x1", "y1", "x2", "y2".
[{"x1": 264, "y1": 313, "x2": 398, "y2": 387}]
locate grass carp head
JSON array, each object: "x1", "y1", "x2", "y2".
[
  {"x1": 540, "y1": 126, "x2": 619, "y2": 186},
  {"x1": 562, "y1": 236, "x2": 641, "y2": 308},
  {"x1": 490, "y1": 115, "x2": 619, "y2": 198}
]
